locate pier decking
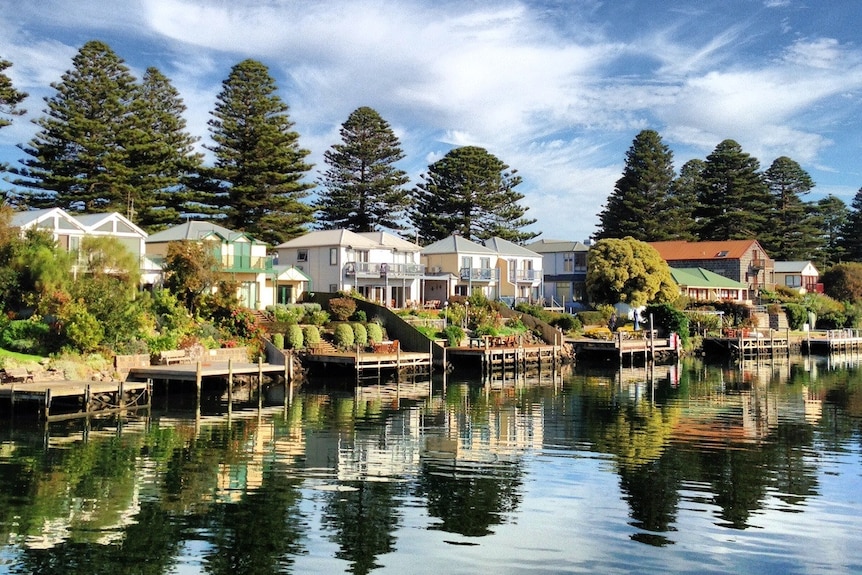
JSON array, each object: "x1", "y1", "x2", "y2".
[
  {"x1": 570, "y1": 333, "x2": 679, "y2": 364},
  {"x1": 304, "y1": 348, "x2": 433, "y2": 380},
  {"x1": 704, "y1": 329, "x2": 792, "y2": 359},
  {"x1": 0, "y1": 379, "x2": 151, "y2": 421},
  {"x1": 446, "y1": 342, "x2": 561, "y2": 376},
  {"x1": 802, "y1": 329, "x2": 862, "y2": 355}
]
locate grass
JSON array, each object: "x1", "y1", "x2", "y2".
[{"x1": 0, "y1": 347, "x2": 46, "y2": 364}]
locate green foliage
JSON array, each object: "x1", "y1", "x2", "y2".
[
  {"x1": 762, "y1": 156, "x2": 820, "y2": 261},
  {"x1": 577, "y1": 310, "x2": 606, "y2": 326},
  {"x1": 334, "y1": 323, "x2": 355, "y2": 349},
  {"x1": 351, "y1": 309, "x2": 367, "y2": 323},
  {"x1": 838, "y1": 188, "x2": 862, "y2": 262},
  {"x1": 303, "y1": 325, "x2": 321, "y2": 346},
  {"x1": 60, "y1": 302, "x2": 104, "y2": 353},
  {"x1": 0, "y1": 58, "x2": 27, "y2": 130},
  {"x1": 551, "y1": 314, "x2": 581, "y2": 332},
  {"x1": 684, "y1": 311, "x2": 723, "y2": 335},
  {"x1": 203, "y1": 59, "x2": 314, "y2": 245},
  {"x1": 822, "y1": 262, "x2": 862, "y2": 303},
  {"x1": 711, "y1": 301, "x2": 752, "y2": 327},
  {"x1": 596, "y1": 129, "x2": 686, "y2": 241},
  {"x1": 309, "y1": 309, "x2": 330, "y2": 326},
  {"x1": 315, "y1": 106, "x2": 410, "y2": 232},
  {"x1": 410, "y1": 146, "x2": 537, "y2": 243},
  {"x1": 328, "y1": 296, "x2": 357, "y2": 321},
  {"x1": 586, "y1": 237, "x2": 677, "y2": 307},
  {"x1": 272, "y1": 332, "x2": 284, "y2": 349},
  {"x1": 644, "y1": 303, "x2": 690, "y2": 347},
  {"x1": 163, "y1": 241, "x2": 219, "y2": 314},
  {"x1": 784, "y1": 303, "x2": 809, "y2": 330},
  {"x1": 805, "y1": 293, "x2": 848, "y2": 329},
  {"x1": 286, "y1": 324, "x2": 304, "y2": 349},
  {"x1": 0, "y1": 318, "x2": 51, "y2": 354},
  {"x1": 366, "y1": 322, "x2": 383, "y2": 344},
  {"x1": 443, "y1": 324, "x2": 464, "y2": 347},
  {"x1": 352, "y1": 322, "x2": 368, "y2": 346}
]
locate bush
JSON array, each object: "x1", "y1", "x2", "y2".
[
  {"x1": 366, "y1": 322, "x2": 383, "y2": 344},
  {"x1": 352, "y1": 309, "x2": 367, "y2": 322},
  {"x1": 334, "y1": 323, "x2": 355, "y2": 349},
  {"x1": 286, "y1": 324, "x2": 304, "y2": 349},
  {"x1": 272, "y1": 333, "x2": 285, "y2": 349},
  {"x1": 270, "y1": 304, "x2": 305, "y2": 324},
  {"x1": 784, "y1": 303, "x2": 809, "y2": 330},
  {"x1": 309, "y1": 310, "x2": 330, "y2": 326},
  {"x1": 303, "y1": 325, "x2": 321, "y2": 347},
  {"x1": 61, "y1": 303, "x2": 104, "y2": 353},
  {"x1": 577, "y1": 311, "x2": 605, "y2": 326},
  {"x1": 329, "y1": 297, "x2": 357, "y2": 321},
  {"x1": 551, "y1": 314, "x2": 581, "y2": 332},
  {"x1": 352, "y1": 323, "x2": 368, "y2": 347},
  {"x1": 644, "y1": 303, "x2": 690, "y2": 347},
  {"x1": 443, "y1": 324, "x2": 464, "y2": 347},
  {"x1": 1, "y1": 318, "x2": 52, "y2": 354}
]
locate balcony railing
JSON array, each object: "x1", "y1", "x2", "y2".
[
  {"x1": 460, "y1": 267, "x2": 498, "y2": 282},
  {"x1": 508, "y1": 269, "x2": 542, "y2": 283},
  {"x1": 344, "y1": 262, "x2": 424, "y2": 278},
  {"x1": 750, "y1": 258, "x2": 766, "y2": 271},
  {"x1": 219, "y1": 254, "x2": 274, "y2": 272}
]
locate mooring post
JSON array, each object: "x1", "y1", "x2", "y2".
[
  {"x1": 258, "y1": 357, "x2": 263, "y2": 409},
  {"x1": 195, "y1": 361, "x2": 202, "y2": 407},
  {"x1": 227, "y1": 358, "x2": 234, "y2": 416}
]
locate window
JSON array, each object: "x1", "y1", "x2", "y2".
[
  {"x1": 462, "y1": 256, "x2": 473, "y2": 269},
  {"x1": 785, "y1": 275, "x2": 802, "y2": 288},
  {"x1": 715, "y1": 250, "x2": 729, "y2": 257},
  {"x1": 357, "y1": 250, "x2": 369, "y2": 262},
  {"x1": 563, "y1": 253, "x2": 574, "y2": 273},
  {"x1": 330, "y1": 247, "x2": 338, "y2": 266},
  {"x1": 297, "y1": 249, "x2": 308, "y2": 262},
  {"x1": 574, "y1": 252, "x2": 587, "y2": 269}
]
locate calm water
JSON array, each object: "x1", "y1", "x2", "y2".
[{"x1": 1, "y1": 356, "x2": 861, "y2": 575}]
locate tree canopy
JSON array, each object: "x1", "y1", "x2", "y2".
[
  {"x1": 585, "y1": 237, "x2": 678, "y2": 307},
  {"x1": 204, "y1": 59, "x2": 314, "y2": 245},
  {"x1": 410, "y1": 146, "x2": 537, "y2": 244},
  {"x1": 838, "y1": 188, "x2": 862, "y2": 262},
  {"x1": 761, "y1": 156, "x2": 819, "y2": 260},
  {"x1": 0, "y1": 58, "x2": 27, "y2": 130},
  {"x1": 315, "y1": 106, "x2": 410, "y2": 232}
]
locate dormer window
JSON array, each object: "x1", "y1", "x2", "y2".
[{"x1": 715, "y1": 250, "x2": 728, "y2": 258}]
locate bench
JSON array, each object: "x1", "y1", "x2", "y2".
[
  {"x1": 1, "y1": 367, "x2": 34, "y2": 384},
  {"x1": 159, "y1": 350, "x2": 192, "y2": 365}
]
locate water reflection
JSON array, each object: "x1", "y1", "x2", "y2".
[{"x1": 0, "y1": 355, "x2": 860, "y2": 573}]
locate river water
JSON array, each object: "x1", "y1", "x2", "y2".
[{"x1": 0, "y1": 355, "x2": 860, "y2": 575}]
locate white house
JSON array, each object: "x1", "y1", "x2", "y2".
[
  {"x1": 525, "y1": 239, "x2": 590, "y2": 311},
  {"x1": 774, "y1": 261, "x2": 821, "y2": 293},
  {"x1": 275, "y1": 229, "x2": 423, "y2": 307},
  {"x1": 482, "y1": 237, "x2": 543, "y2": 306}
]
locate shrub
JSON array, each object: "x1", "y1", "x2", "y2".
[
  {"x1": 551, "y1": 314, "x2": 581, "y2": 332},
  {"x1": 366, "y1": 322, "x2": 383, "y2": 344},
  {"x1": 303, "y1": 325, "x2": 321, "y2": 347},
  {"x1": 61, "y1": 303, "x2": 104, "y2": 353},
  {"x1": 329, "y1": 297, "x2": 357, "y2": 321},
  {"x1": 644, "y1": 303, "x2": 690, "y2": 347},
  {"x1": 577, "y1": 310, "x2": 605, "y2": 326},
  {"x1": 784, "y1": 303, "x2": 809, "y2": 330},
  {"x1": 351, "y1": 309, "x2": 367, "y2": 322},
  {"x1": 286, "y1": 324, "x2": 304, "y2": 349},
  {"x1": 1, "y1": 318, "x2": 52, "y2": 354},
  {"x1": 272, "y1": 333, "x2": 285, "y2": 349},
  {"x1": 443, "y1": 324, "x2": 464, "y2": 347},
  {"x1": 309, "y1": 310, "x2": 330, "y2": 326},
  {"x1": 334, "y1": 323, "x2": 355, "y2": 349},
  {"x1": 270, "y1": 304, "x2": 305, "y2": 324},
  {"x1": 352, "y1": 323, "x2": 368, "y2": 346}
]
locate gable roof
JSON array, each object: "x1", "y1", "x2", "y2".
[
  {"x1": 525, "y1": 239, "x2": 590, "y2": 253},
  {"x1": 774, "y1": 261, "x2": 819, "y2": 274},
  {"x1": 670, "y1": 267, "x2": 749, "y2": 289},
  {"x1": 11, "y1": 207, "x2": 87, "y2": 232},
  {"x1": 72, "y1": 212, "x2": 147, "y2": 237},
  {"x1": 649, "y1": 239, "x2": 764, "y2": 261},
  {"x1": 147, "y1": 221, "x2": 261, "y2": 244},
  {"x1": 357, "y1": 231, "x2": 422, "y2": 252},
  {"x1": 483, "y1": 236, "x2": 542, "y2": 257},
  {"x1": 421, "y1": 235, "x2": 495, "y2": 255},
  {"x1": 276, "y1": 229, "x2": 379, "y2": 249}
]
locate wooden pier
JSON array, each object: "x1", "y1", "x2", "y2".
[
  {"x1": 0, "y1": 379, "x2": 151, "y2": 421},
  {"x1": 304, "y1": 346, "x2": 433, "y2": 381},
  {"x1": 446, "y1": 339, "x2": 561, "y2": 377},
  {"x1": 571, "y1": 332, "x2": 679, "y2": 364},
  {"x1": 802, "y1": 329, "x2": 862, "y2": 355},
  {"x1": 704, "y1": 329, "x2": 791, "y2": 359}
]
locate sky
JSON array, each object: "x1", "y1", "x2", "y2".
[{"x1": 0, "y1": 0, "x2": 861, "y2": 244}]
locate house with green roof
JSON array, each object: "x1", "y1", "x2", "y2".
[
  {"x1": 147, "y1": 221, "x2": 274, "y2": 309},
  {"x1": 669, "y1": 268, "x2": 749, "y2": 303}
]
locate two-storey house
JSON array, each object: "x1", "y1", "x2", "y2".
[
  {"x1": 525, "y1": 239, "x2": 589, "y2": 311},
  {"x1": 275, "y1": 229, "x2": 423, "y2": 307},
  {"x1": 482, "y1": 237, "x2": 543, "y2": 306},
  {"x1": 421, "y1": 235, "x2": 499, "y2": 302},
  {"x1": 147, "y1": 221, "x2": 273, "y2": 309},
  {"x1": 649, "y1": 240, "x2": 774, "y2": 300}
]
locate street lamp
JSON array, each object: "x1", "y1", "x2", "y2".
[
  {"x1": 463, "y1": 300, "x2": 470, "y2": 330},
  {"x1": 443, "y1": 301, "x2": 449, "y2": 327}
]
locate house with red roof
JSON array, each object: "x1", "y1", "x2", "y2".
[{"x1": 649, "y1": 239, "x2": 774, "y2": 300}]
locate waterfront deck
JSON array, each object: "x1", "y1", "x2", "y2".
[
  {"x1": 704, "y1": 329, "x2": 791, "y2": 358},
  {"x1": 304, "y1": 348, "x2": 433, "y2": 380},
  {"x1": 446, "y1": 343, "x2": 561, "y2": 376},
  {"x1": 570, "y1": 333, "x2": 678, "y2": 363},
  {"x1": 802, "y1": 329, "x2": 862, "y2": 355},
  {"x1": 0, "y1": 379, "x2": 151, "y2": 421}
]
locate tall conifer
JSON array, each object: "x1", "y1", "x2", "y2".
[
  {"x1": 762, "y1": 156, "x2": 819, "y2": 260},
  {"x1": 838, "y1": 188, "x2": 862, "y2": 262},
  {"x1": 0, "y1": 58, "x2": 26, "y2": 130},
  {"x1": 205, "y1": 59, "x2": 314, "y2": 245},
  {"x1": 316, "y1": 107, "x2": 410, "y2": 232}
]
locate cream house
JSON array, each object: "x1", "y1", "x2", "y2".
[
  {"x1": 275, "y1": 229, "x2": 423, "y2": 307},
  {"x1": 421, "y1": 235, "x2": 500, "y2": 303},
  {"x1": 483, "y1": 237, "x2": 543, "y2": 306},
  {"x1": 146, "y1": 221, "x2": 273, "y2": 309}
]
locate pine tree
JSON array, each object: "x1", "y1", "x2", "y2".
[
  {"x1": 695, "y1": 140, "x2": 771, "y2": 241},
  {"x1": 813, "y1": 194, "x2": 848, "y2": 267},
  {"x1": 14, "y1": 41, "x2": 137, "y2": 212},
  {"x1": 762, "y1": 156, "x2": 820, "y2": 260},
  {"x1": 205, "y1": 59, "x2": 314, "y2": 245},
  {"x1": 838, "y1": 188, "x2": 862, "y2": 262},
  {"x1": 126, "y1": 67, "x2": 203, "y2": 232},
  {"x1": 0, "y1": 58, "x2": 27, "y2": 130},
  {"x1": 595, "y1": 130, "x2": 677, "y2": 241},
  {"x1": 316, "y1": 107, "x2": 410, "y2": 232},
  {"x1": 410, "y1": 146, "x2": 537, "y2": 244},
  {"x1": 666, "y1": 159, "x2": 702, "y2": 241}
]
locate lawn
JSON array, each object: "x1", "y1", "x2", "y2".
[{"x1": 0, "y1": 348, "x2": 46, "y2": 364}]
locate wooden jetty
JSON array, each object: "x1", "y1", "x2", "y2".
[
  {"x1": 703, "y1": 329, "x2": 791, "y2": 359},
  {"x1": 446, "y1": 335, "x2": 561, "y2": 377},
  {"x1": 127, "y1": 360, "x2": 288, "y2": 402},
  {"x1": 570, "y1": 332, "x2": 679, "y2": 364},
  {"x1": 0, "y1": 379, "x2": 151, "y2": 421},
  {"x1": 304, "y1": 343, "x2": 433, "y2": 381},
  {"x1": 802, "y1": 329, "x2": 862, "y2": 355}
]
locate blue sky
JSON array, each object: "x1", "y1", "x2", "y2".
[{"x1": 1, "y1": 0, "x2": 861, "y2": 243}]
